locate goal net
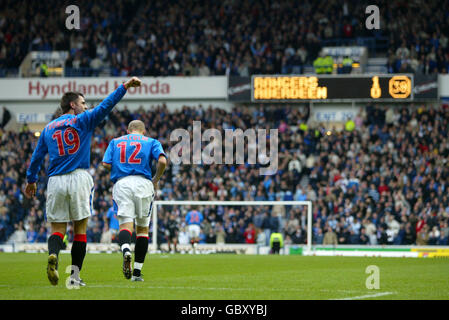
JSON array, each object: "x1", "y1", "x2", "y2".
[{"x1": 151, "y1": 200, "x2": 313, "y2": 254}]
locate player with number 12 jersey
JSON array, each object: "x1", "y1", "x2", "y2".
[
  {"x1": 102, "y1": 130, "x2": 166, "y2": 184},
  {"x1": 102, "y1": 120, "x2": 167, "y2": 281}
]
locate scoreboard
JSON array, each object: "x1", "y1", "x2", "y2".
[{"x1": 252, "y1": 75, "x2": 414, "y2": 102}]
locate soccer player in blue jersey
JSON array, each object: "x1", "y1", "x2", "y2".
[
  {"x1": 102, "y1": 120, "x2": 167, "y2": 281},
  {"x1": 185, "y1": 207, "x2": 204, "y2": 254},
  {"x1": 24, "y1": 77, "x2": 142, "y2": 287}
]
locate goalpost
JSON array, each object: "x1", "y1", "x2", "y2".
[{"x1": 151, "y1": 200, "x2": 313, "y2": 254}]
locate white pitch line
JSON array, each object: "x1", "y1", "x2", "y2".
[
  {"x1": 330, "y1": 292, "x2": 395, "y2": 300},
  {"x1": 0, "y1": 284, "x2": 362, "y2": 295},
  {"x1": 87, "y1": 284, "x2": 361, "y2": 294}
]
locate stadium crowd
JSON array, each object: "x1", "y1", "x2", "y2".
[
  {"x1": 1, "y1": 0, "x2": 449, "y2": 76},
  {"x1": 1, "y1": 102, "x2": 448, "y2": 248}
]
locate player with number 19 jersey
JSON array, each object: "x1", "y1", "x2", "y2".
[
  {"x1": 24, "y1": 77, "x2": 141, "y2": 288},
  {"x1": 27, "y1": 84, "x2": 128, "y2": 184},
  {"x1": 26, "y1": 84, "x2": 129, "y2": 225}
]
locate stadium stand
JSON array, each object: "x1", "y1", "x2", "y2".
[
  {"x1": 0, "y1": 0, "x2": 448, "y2": 249},
  {"x1": 1, "y1": 103, "x2": 448, "y2": 247},
  {"x1": 1, "y1": 0, "x2": 448, "y2": 77}
]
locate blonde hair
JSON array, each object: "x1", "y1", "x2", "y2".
[{"x1": 128, "y1": 120, "x2": 146, "y2": 134}]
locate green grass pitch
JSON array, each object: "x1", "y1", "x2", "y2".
[{"x1": 0, "y1": 253, "x2": 448, "y2": 300}]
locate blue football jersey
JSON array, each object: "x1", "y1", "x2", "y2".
[
  {"x1": 185, "y1": 210, "x2": 203, "y2": 226},
  {"x1": 26, "y1": 84, "x2": 127, "y2": 183},
  {"x1": 102, "y1": 133, "x2": 166, "y2": 183}
]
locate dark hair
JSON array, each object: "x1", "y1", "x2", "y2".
[
  {"x1": 51, "y1": 106, "x2": 63, "y2": 120},
  {"x1": 60, "y1": 92, "x2": 84, "y2": 114}
]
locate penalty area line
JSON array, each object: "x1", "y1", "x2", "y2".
[{"x1": 330, "y1": 292, "x2": 395, "y2": 300}]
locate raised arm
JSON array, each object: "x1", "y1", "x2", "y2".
[{"x1": 79, "y1": 77, "x2": 142, "y2": 131}]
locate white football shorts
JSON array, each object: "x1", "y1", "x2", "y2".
[
  {"x1": 46, "y1": 169, "x2": 94, "y2": 223},
  {"x1": 188, "y1": 224, "x2": 201, "y2": 239},
  {"x1": 112, "y1": 175, "x2": 155, "y2": 227}
]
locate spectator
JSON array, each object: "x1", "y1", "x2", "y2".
[
  {"x1": 243, "y1": 223, "x2": 256, "y2": 244},
  {"x1": 198, "y1": 229, "x2": 207, "y2": 244},
  {"x1": 428, "y1": 226, "x2": 440, "y2": 245},
  {"x1": 215, "y1": 226, "x2": 226, "y2": 245},
  {"x1": 437, "y1": 231, "x2": 448, "y2": 246},
  {"x1": 35, "y1": 226, "x2": 47, "y2": 243},
  {"x1": 377, "y1": 226, "x2": 389, "y2": 245},
  {"x1": 225, "y1": 227, "x2": 239, "y2": 244},
  {"x1": 8, "y1": 222, "x2": 26, "y2": 243},
  {"x1": 323, "y1": 227, "x2": 338, "y2": 245},
  {"x1": 100, "y1": 225, "x2": 112, "y2": 244},
  {"x1": 315, "y1": 228, "x2": 324, "y2": 244},
  {"x1": 363, "y1": 218, "x2": 377, "y2": 245},
  {"x1": 358, "y1": 228, "x2": 370, "y2": 245},
  {"x1": 335, "y1": 224, "x2": 348, "y2": 244},
  {"x1": 272, "y1": 203, "x2": 286, "y2": 220},
  {"x1": 178, "y1": 226, "x2": 190, "y2": 245},
  {"x1": 285, "y1": 214, "x2": 300, "y2": 235},
  {"x1": 197, "y1": 61, "x2": 210, "y2": 76},
  {"x1": 284, "y1": 235, "x2": 293, "y2": 245},
  {"x1": 1, "y1": 107, "x2": 11, "y2": 129},
  {"x1": 416, "y1": 225, "x2": 430, "y2": 246},
  {"x1": 206, "y1": 229, "x2": 216, "y2": 244},
  {"x1": 403, "y1": 223, "x2": 416, "y2": 245},
  {"x1": 90, "y1": 226, "x2": 102, "y2": 243},
  {"x1": 440, "y1": 221, "x2": 449, "y2": 242},
  {"x1": 349, "y1": 229, "x2": 359, "y2": 244},
  {"x1": 26, "y1": 225, "x2": 37, "y2": 243},
  {"x1": 256, "y1": 228, "x2": 266, "y2": 246},
  {"x1": 291, "y1": 225, "x2": 304, "y2": 244},
  {"x1": 386, "y1": 214, "x2": 400, "y2": 241}
]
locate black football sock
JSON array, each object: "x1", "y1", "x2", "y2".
[
  {"x1": 71, "y1": 234, "x2": 87, "y2": 276},
  {"x1": 118, "y1": 229, "x2": 132, "y2": 256},
  {"x1": 48, "y1": 232, "x2": 64, "y2": 258},
  {"x1": 133, "y1": 235, "x2": 149, "y2": 277}
]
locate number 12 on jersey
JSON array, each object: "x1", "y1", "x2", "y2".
[{"x1": 117, "y1": 141, "x2": 142, "y2": 164}]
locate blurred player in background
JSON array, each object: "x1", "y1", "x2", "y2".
[
  {"x1": 102, "y1": 120, "x2": 167, "y2": 281},
  {"x1": 270, "y1": 232, "x2": 284, "y2": 254},
  {"x1": 25, "y1": 77, "x2": 142, "y2": 287},
  {"x1": 106, "y1": 200, "x2": 120, "y2": 240},
  {"x1": 185, "y1": 207, "x2": 203, "y2": 254},
  {"x1": 165, "y1": 213, "x2": 179, "y2": 253}
]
